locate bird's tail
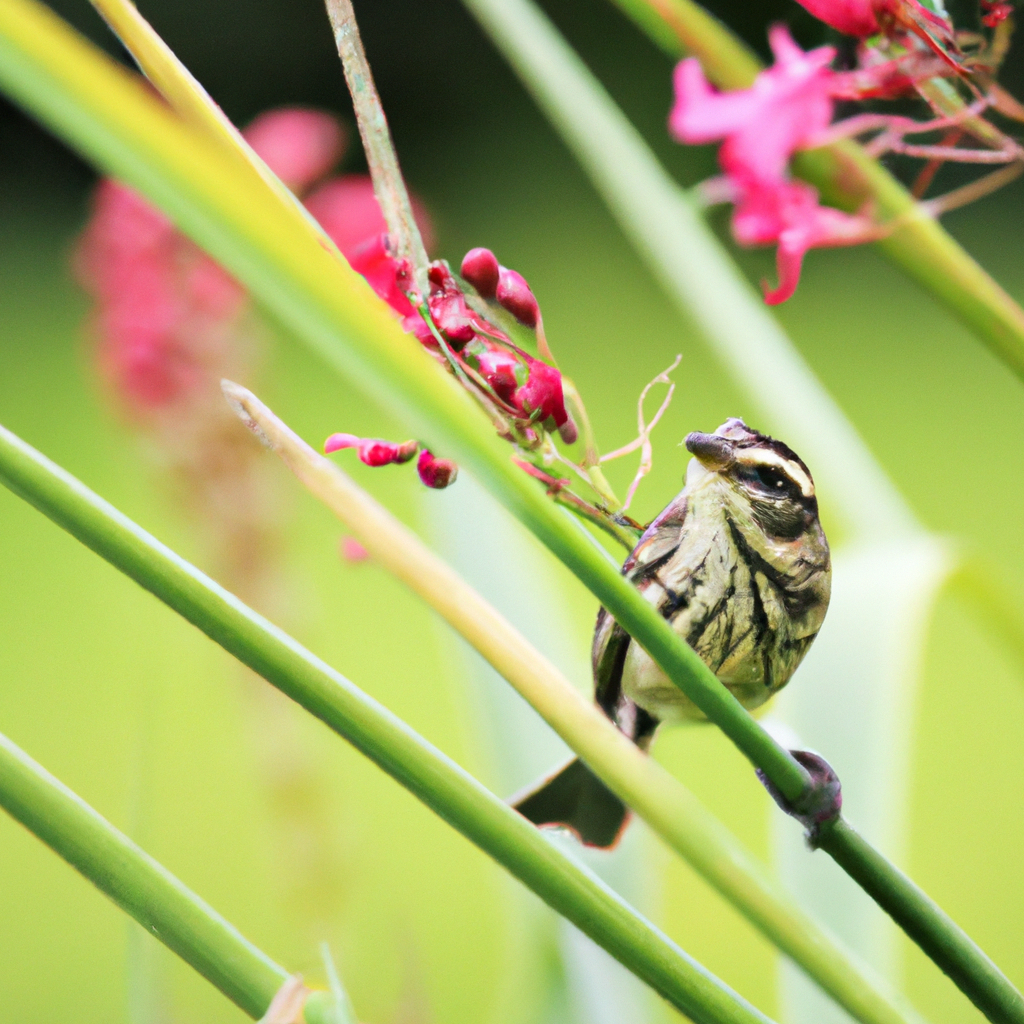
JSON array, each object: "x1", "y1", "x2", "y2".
[{"x1": 509, "y1": 757, "x2": 630, "y2": 849}]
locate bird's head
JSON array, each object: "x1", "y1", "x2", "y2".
[{"x1": 683, "y1": 418, "x2": 827, "y2": 564}]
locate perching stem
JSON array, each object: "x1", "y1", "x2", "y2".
[{"x1": 322, "y1": 0, "x2": 430, "y2": 296}]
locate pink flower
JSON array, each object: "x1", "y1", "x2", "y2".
[
  {"x1": 244, "y1": 107, "x2": 347, "y2": 193},
  {"x1": 76, "y1": 180, "x2": 247, "y2": 411},
  {"x1": 732, "y1": 180, "x2": 878, "y2": 304},
  {"x1": 792, "y1": 0, "x2": 961, "y2": 71},
  {"x1": 668, "y1": 26, "x2": 881, "y2": 304},
  {"x1": 460, "y1": 247, "x2": 500, "y2": 298},
  {"x1": 417, "y1": 450, "x2": 459, "y2": 489},
  {"x1": 340, "y1": 536, "x2": 370, "y2": 562},
  {"x1": 323, "y1": 432, "x2": 419, "y2": 466},
  {"x1": 304, "y1": 175, "x2": 433, "y2": 319},
  {"x1": 513, "y1": 358, "x2": 568, "y2": 429},
  {"x1": 791, "y1": 0, "x2": 882, "y2": 37},
  {"x1": 424, "y1": 263, "x2": 483, "y2": 345},
  {"x1": 793, "y1": 0, "x2": 956, "y2": 42},
  {"x1": 496, "y1": 268, "x2": 540, "y2": 328},
  {"x1": 981, "y1": 0, "x2": 1013, "y2": 26},
  {"x1": 474, "y1": 345, "x2": 522, "y2": 403},
  {"x1": 670, "y1": 26, "x2": 836, "y2": 189}
]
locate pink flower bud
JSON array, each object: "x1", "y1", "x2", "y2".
[
  {"x1": 323, "y1": 432, "x2": 361, "y2": 454},
  {"x1": 982, "y1": 0, "x2": 1013, "y2": 25},
  {"x1": 496, "y1": 268, "x2": 540, "y2": 328},
  {"x1": 513, "y1": 359, "x2": 568, "y2": 428},
  {"x1": 460, "y1": 248, "x2": 500, "y2": 298},
  {"x1": 417, "y1": 450, "x2": 458, "y2": 489},
  {"x1": 324, "y1": 433, "x2": 418, "y2": 466},
  {"x1": 790, "y1": 0, "x2": 880, "y2": 37},
  {"x1": 558, "y1": 415, "x2": 579, "y2": 446},
  {"x1": 475, "y1": 345, "x2": 521, "y2": 403},
  {"x1": 340, "y1": 536, "x2": 370, "y2": 562}
]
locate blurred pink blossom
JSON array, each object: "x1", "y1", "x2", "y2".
[
  {"x1": 669, "y1": 26, "x2": 879, "y2": 304},
  {"x1": 670, "y1": 26, "x2": 836, "y2": 190},
  {"x1": 732, "y1": 180, "x2": 878, "y2": 304},
  {"x1": 340, "y1": 536, "x2": 370, "y2": 562},
  {"x1": 244, "y1": 107, "x2": 347, "y2": 192},
  {"x1": 791, "y1": 0, "x2": 882, "y2": 36},
  {"x1": 792, "y1": 0, "x2": 958, "y2": 52}
]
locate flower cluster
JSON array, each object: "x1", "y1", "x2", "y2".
[
  {"x1": 329, "y1": 234, "x2": 576, "y2": 460},
  {"x1": 669, "y1": 1, "x2": 1022, "y2": 303},
  {"x1": 670, "y1": 26, "x2": 880, "y2": 304}
]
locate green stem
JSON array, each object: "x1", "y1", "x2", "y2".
[
  {"x1": 0, "y1": 421, "x2": 772, "y2": 1024},
  {"x1": 0, "y1": 729, "x2": 314, "y2": 1021},
  {"x1": 818, "y1": 819, "x2": 1024, "y2": 1024},
  {"x1": 322, "y1": 0, "x2": 430, "y2": 295},
  {"x1": 602, "y1": 0, "x2": 1024, "y2": 383},
  {"x1": 0, "y1": 6, "x2": 1013, "y2": 1018}
]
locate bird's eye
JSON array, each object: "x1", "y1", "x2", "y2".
[{"x1": 754, "y1": 466, "x2": 790, "y2": 492}]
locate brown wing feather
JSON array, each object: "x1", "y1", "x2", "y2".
[{"x1": 591, "y1": 493, "x2": 689, "y2": 744}]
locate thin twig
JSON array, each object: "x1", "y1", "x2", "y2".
[
  {"x1": 922, "y1": 160, "x2": 1024, "y2": 215},
  {"x1": 911, "y1": 128, "x2": 964, "y2": 198},
  {"x1": 601, "y1": 355, "x2": 680, "y2": 512},
  {"x1": 323, "y1": 0, "x2": 430, "y2": 297},
  {"x1": 883, "y1": 141, "x2": 1021, "y2": 163}
]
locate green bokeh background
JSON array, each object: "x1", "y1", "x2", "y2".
[{"x1": 1, "y1": 0, "x2": 1023, "y2": 1022}]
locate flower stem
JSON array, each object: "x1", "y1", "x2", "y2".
[
  {"x1": 322, "y1": 0, "x2": 430, "y2": 294},
  {"x1": 604, "y1": 0, "x2": 1024, "y2": 383},
  {"x1": 0, "y1": 419, "x2": 774, "y2": 1024},
  {"x1": 817, "y1": 818, "x2": 1024, "y2": 1024},
  {"x1": 0, "y1": 729, "x2": 293, "y2": 1019},
  {"x1": 223, "y1": 381, "x2": 930, "y2": 1024}
]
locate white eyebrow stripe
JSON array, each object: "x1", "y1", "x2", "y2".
[{"x1": 735, "y1": 448, "x2": 815, "y2": 497}]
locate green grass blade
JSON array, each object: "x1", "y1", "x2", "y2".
[
  {"x1": 0, "y1": 730, "x2": 291, "y2": 1018},
  {"x1": 602, "y1": 0, "x2": 1024, "y2": 384},
  {"x1": 0, "y1": 420, "x2": 774, "y2": 1024}
]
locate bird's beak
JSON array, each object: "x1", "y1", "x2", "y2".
[{"x1": 685, "y1": 431, "x2": 734, "y2": 472}]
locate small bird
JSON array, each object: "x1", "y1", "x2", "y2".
[{"x1": 512, "y1": 417, "x2": 832, "y2": 847}]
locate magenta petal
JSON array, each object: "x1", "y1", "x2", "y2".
[
  {"x1": 324, "y1": 432, "x2": 361, "y2": 454},
  {"x1": 763, "y1": 241, "x2": 806, "y2": 305},
  {"x1": 790, "y1": 0, "x2": 881, "y2": 37}
]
